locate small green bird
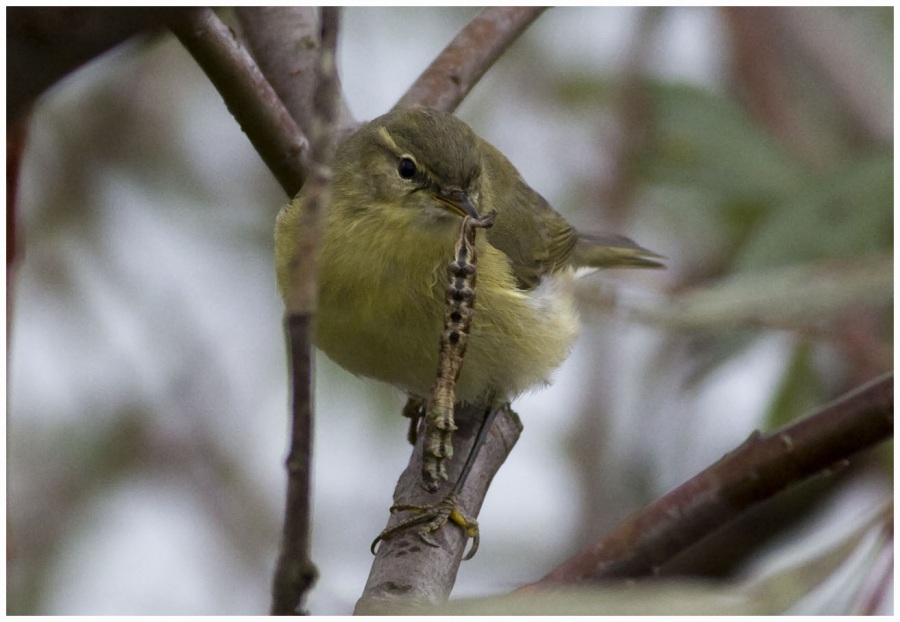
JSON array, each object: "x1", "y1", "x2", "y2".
[
  {"x1": 276, "y1": 107, "x2": 660, "y2": 405},
  {"x1": 275, "y1": 108, "x2": 661, "y2": 554}
]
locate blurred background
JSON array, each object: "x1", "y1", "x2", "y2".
[{"x1": 7, "y1": 7, "x2": 892, "y2": 615}]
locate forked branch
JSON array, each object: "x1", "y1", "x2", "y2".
[{"x1": 168, "y1": 8, "x2": 309, "y2": 197}]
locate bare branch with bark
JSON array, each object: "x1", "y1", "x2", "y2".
[
  {"x1": 235, "y1": 7, "x2": 354, "y2": 138},
  {"x1": 394, "y1": 7, "x2": 547, "y2": 112},
  {"x1": 168, "y1": 8, "x2": 309, "y2": 198},
  {"x1": 356, "y1": 405, "x2": 523, "y2": 613},
  {"x1": 522, "y1": 372, "x2": 893, "y2": 588}
]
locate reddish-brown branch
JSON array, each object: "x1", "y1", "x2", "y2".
[
  {"x1": 523, "y1": 372, "x2": 893, "y2": 588},
  {"x1": 394, "y1": 7, "x2": 547, "y2": 113},
  {"x1": 168, "y1": 8, "x2": 309, "y2": 198}
]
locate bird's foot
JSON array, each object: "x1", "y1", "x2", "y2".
[{"x1": 370, "y1": 492, "x2": 480, "y2": 560}]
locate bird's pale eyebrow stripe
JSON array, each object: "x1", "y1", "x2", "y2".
[{"x1": 377, "y1": 126, "x2": 401, "y2": 153}]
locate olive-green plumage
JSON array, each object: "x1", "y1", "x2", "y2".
[{"x1": 275, "y1": 108, "x2": 660, "y2": 405}]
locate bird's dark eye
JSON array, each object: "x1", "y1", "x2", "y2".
[{"x1": 397, "y1": 157, "x2": 417, "y2": 180}]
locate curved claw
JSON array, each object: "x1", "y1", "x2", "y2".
[
  {"x1": 448, "y1": 507, "x2": 480, "y2": 560},
  {"x1": 463, "y1": 530, "x2": 480, "y2": 561},
  {"x1": 370, "y1": 496, "x2": 481, "y2": 559}
]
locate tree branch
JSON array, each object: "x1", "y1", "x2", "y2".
[
  {"x1": 356, "y1": 404, "x2": 523, "y2": 613},
  {"x1": 521, "y1": 371, "x2": 893, "y2": 588},
  {"x1": 235, "y1": 7, "x2": 354, "y2": 137},
  {"x1": 168, "y1": 8, "x2": 309, "y2": 198},
  {"x1": 269, "y1": 7, "x2": 342, "y2": 616},
  {"x1": 394, "y1": 7, "x2": 547, "y2": 112},
  {"x1": 7, "y1": 7, "x2": 182, "y2": 124}
]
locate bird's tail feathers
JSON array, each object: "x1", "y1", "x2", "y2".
[{"x1": 571, "y1": 232, "x2": 664, "y2": 269}]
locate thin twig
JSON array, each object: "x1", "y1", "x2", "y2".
[
  {"x1": 521, "y1": 371, "x2": 893, "y2": 588},
  {"x1": 168, "y1": 8, "x2": 309, "y2": 198},
  {"x1": 393, "y1": 7, "x2": 547, "y2": 112},
  {"x1": 269, "y1": 8, "x2": 342, "y2": 615}
]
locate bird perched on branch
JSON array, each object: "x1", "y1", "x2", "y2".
[{"x1": 275, "y1": 107, "x2": 662, "y2": 556}]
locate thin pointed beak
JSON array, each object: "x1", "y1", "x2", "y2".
[{"x1": 434, "y1": 190, "x2": 481, "y2": 219}]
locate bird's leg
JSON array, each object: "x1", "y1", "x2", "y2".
[{"x1": 372, "y1": 212, "x2": 498, "y2": 559}]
